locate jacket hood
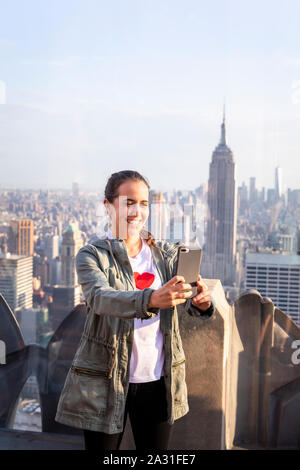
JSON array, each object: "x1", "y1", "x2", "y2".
[
  {"x1": 89, "y1": 237, "x2": 123, "y2": 279},
  {"x1": 90, "y1": 236, "x2": 182, "y2": 256}
]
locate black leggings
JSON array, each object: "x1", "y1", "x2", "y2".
[{"x1": 83, "y1": 376, "x2": 173, "y2": 451}]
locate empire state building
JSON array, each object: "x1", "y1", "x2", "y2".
[{"x1": 204, "y1": 112, "x2": 237, "y2": 286}]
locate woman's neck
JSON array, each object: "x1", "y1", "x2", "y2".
[
  {"x1": 109, "y1": 228, "x2": 142, "y2": 257},
  {"x1": 125, "y1": 235, "x2": 143, "y2": 258}
]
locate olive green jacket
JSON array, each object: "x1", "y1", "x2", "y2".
[{"x1": 55, "y1": 237, "x2": 215, "y2": 434}]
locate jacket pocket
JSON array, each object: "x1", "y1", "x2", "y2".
[
  {"x1": 71, "y1": 365, "x2": 110, "y2": 378},
  {"x1": 58, "y1": 366, "x2": 110, "y2": 416},
  {"x1": 72, "y1": 334, "x2": 117, "y2": 379}
]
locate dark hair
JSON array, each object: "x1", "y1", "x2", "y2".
[{"x1": 104, "y1": 170, "x2": 157, "y2": 247}]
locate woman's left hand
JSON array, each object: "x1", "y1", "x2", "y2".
[{"x1": 191, "y1": 275, "x2": 212, "y2": 311}]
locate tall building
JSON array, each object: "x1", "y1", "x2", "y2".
[
  {"x1": 0, "y1": 253, "x2": 33, "y2": 312},
  {"x1": 249, "y1": 177, "x2": 257, "y2": 203},
  {"x1": 9, "y1": 219, "x2": 34, "y2": 256},
  {"x1": 47, "y1": 222, "x2": 83, "y2": 330},
  {"x1": 275, "y1": 166, "x2": 282, "y2": 200},
  {"x1": 44, "y1": 234, "x2": 60, "y2": 260},
  {"x1": 238, "y1": 182, "x2": 248, "y2": 214},
  {"x1": 245, "y1": 252, "x2": 300, "y2": 326},
  {"x1": 204, "y1": 111, "x2": 237, "y2": 285},
  {"x1": 48, "y1": 285, "x2": 81, "y2": 331},
  {"x1": 238, "y1": 182, "x2": 248, "y2": 203},
  {"x1": 267, "y1": 188, "x2": 277, "y2": 204},
  {"x1": 61, "y1": 222, "x2": 83, "y2": 287}
]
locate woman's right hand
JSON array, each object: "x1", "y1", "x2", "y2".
[{"x1": 147, "y1": 275, "x2": 193, "y2": 309}]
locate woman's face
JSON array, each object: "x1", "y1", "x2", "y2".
[{"x1": 105, "y1": 179, "x2": 149, "y2": 239}]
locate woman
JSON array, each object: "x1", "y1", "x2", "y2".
[{"x1": 55, "y1": 170, "x2": 215, "y2": 451}]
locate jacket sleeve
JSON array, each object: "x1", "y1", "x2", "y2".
[
  {"x1": 184, "y1": 297, "x2": 216, "y2": 319},
  {"x1": 76, "y1": 246, "x2": 159, "y2": 320}
]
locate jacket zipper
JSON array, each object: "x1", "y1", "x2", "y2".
[{"x1": 71, "y1": 365, "x2": 109, "y2": 378}]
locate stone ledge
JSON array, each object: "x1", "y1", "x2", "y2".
[{"x1": 0, "y1": 427, "x2": 84, "y2": 450}]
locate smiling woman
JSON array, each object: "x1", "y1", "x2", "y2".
[
  {"x1": 103, "y1": 170, "x2": 152, "y2": 256},
  {"x1": 54, "y1": 169, "x2": 215, "y2": 451}
]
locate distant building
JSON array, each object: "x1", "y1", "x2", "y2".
[
  {"x1": 259, "y1": 187, "x2": 266, "y2": 202},
  {"x1": 238, "y1": 182, "x2": 248, "y2": 214},
  {"x1": 17, "y1": 307, "x2": 48, "y2": 344},
  {"x1": 148, "y1": 192, "x2": 169, "y2": 241},
  {"x1": 48, "y1": 285, "x2": 81, "y2": 331},
  {"x1": 33, "y1": 255, "x2": 49, "y2": 288},
  {"x1": 204, "y1": 110, "x2": 237, "y2": 286},
  {"x1": 238, "y1": 182, "x2": 248, "y2": 203},
  {"x1": 275, "y1": 166, "x2": 282, "y2": 200},
  {"x1": 267, "y1": 188, "x2": 277, "y2": 204},
  {"x1": 277, "y1": 234, "x2": 297, "y2": 253},
  {"x1": 48, "y1": 222, "x2": 83, "y2": 330},
  {"x1": 245, "y1": 252, "x2": 300, "y2": 326},
  {"x1": 249, "y1": 177, "x2": 257, "y2": 203},
  {"x1": 48, "y1": 257, "x2": 61, "y2": 286},
  {"x1": 9, "y1": 219, "x2": 34, "y2": 256},
  {"x1": 44, "y1": 234, "x2": 59, "y2": 260},
  {"x1": 287, "y1": 189, "x2": 300, "y2": 206},
  {"x1": 0, "y1": 253, "x2": 33, "y2": 312},
  {"x1": 61, "y1": 223, "x2": 83, "y2": 287}
]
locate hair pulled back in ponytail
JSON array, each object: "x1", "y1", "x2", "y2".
[{"x1": 104, "y1": 170, "x2": 157, "y2": 247}]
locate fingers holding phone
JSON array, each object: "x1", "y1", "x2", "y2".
[
  {"x1": 191, "y1": 274, "x2": 212, "y2": 311},
  {"x1": 147, "y1": 275, "x2": 193, "y2": 309}
]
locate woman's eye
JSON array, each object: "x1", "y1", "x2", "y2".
[{"x1": 126, "y1": 202, "x2": 148, "y2": 207}]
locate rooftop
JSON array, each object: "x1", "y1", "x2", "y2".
[
  {"x1": 0, "y1": 253, "x2": 30, "y2": 260},
  {"x1": 246, "y1": 251, "x2": 300, "y2": 265},
  {"x1": 1, "y1": 281, "x2": 300, "y2": 450}
]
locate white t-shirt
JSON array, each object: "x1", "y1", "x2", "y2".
[
  {"x1": 128, "y1": 238, "x2": 164, "y2": 383},
  {"x1": 107, "y1": 233, "x2": 165, "y2": 383}
]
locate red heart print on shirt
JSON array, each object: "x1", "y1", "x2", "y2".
[{"x1": 133, "y1": 272, "x2": 155, "y2": 290}]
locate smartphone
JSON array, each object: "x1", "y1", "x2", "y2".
[{"x1": 175, "y1": 247, "x2": 202, "y2": 296}]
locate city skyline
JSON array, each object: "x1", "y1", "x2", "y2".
[{"x1": 1, "y1": 1, "x2": 300, "y2": 190}]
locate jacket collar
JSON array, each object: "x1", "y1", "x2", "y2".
[{"x1": 89, "y1": 235, "x2": 182, "y2": 283}]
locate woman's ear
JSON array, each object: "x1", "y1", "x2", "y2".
[{"x1": 103, "y1": 199, "x2": 111, "y2": 216}]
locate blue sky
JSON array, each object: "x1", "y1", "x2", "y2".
[{"x1": 1, "y1": 0, "x2": 300, "y2": 192}]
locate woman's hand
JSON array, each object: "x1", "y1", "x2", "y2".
[
  {"x1": 191, "y1": 274, "x2": 212, "y2": 311},
  {"x1": 147, "y1": 275, "x2": 193, "y2": 309}
]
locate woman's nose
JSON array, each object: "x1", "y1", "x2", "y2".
[{"x1": 128, "y1": 204, "x2": 139, "y2": 217}]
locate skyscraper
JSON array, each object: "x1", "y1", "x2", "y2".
[
  {"x1": 44, "y1": 234, "x2": 60, "y2": 260},
  {"x1": 204, "y1": 111, "x2": 237, "y2": 286},
  {"x1": 0, "y1": 253, "x2": 33, "y2": 312},
  {"x1": 275, "y1": 166, "x2": 282, "y2": 200},
  {"x1": 48, "y1": 222, "x2": 83, "y2": 330},
  {"x1": 61, "y1": 222, "x2": 83, "y2": 287},
  {"x1": 9, "y1": 219, "x2": 34, "y2": 256},
  {"x1": 249, "y1": 177, "x2": 257, "y2": 203}
]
